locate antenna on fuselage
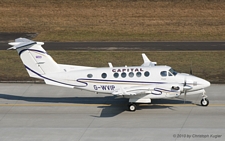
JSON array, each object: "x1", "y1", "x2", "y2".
[
  {"x1": 108, "y1": 62, "x2": 113, "y2": 68},
  {"x1": 141, "y1": 53, "x2": 157, "y2": 67}
]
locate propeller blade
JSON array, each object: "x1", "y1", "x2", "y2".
[
  {"x1": 190, "y1": 67, "x2": 193, "y2": 75},
  {"x1": 183, "y1": 78, "x2": 186, "y2": 104},
  {"x1": 184, "y1": 79, "x2": 186, "y2": 86},
  {"x1": 184, "y1": 91, "x2": 186, "y2": 104},
  {"x1": 190, "y1": 61, "x2": 193, "y2": 75}
]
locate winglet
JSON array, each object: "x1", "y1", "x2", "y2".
[{"x1": 141, "y1": 53, "x2": 157, "y2": 67}]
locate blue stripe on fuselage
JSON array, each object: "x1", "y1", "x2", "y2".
[{"x1": 25, "y1": 65, "x2": 87, "y2": 87}]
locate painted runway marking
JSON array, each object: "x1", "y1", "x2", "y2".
[{"x1": 0, "y1": 103, "x2": 224, "y2": 107}]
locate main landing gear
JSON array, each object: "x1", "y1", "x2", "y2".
[
  {"x1": 128, "y1": 92, "x2": 209, "y2": 111},
  {"x1": 128, "y1": 103, "x2": 137, "y2": 112},
  {"x1": 201, "y1": 92, "x2": 209, "y2": 106}
]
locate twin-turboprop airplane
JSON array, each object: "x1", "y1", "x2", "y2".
[{"x1": 8, "y1": 38, "x2": 211, "y2": 111}]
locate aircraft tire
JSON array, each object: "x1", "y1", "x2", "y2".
[
  {"x1": 201, "y1": 98, "x2": 209, "y2": 106},
  {"x1": 129, "y1": 103, "x2": 136, "y2": 111}
]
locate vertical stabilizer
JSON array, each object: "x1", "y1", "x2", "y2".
[{"x1": 8, "y1": 38, "x2": 60, "y2": 79}]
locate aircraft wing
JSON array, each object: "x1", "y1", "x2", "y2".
[{"x1": 141, "y1": 53, "x2": 157, "y2": 67}]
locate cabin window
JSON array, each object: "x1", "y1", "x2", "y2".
[
  {"x1": 87, "y1": 74, "x2": 93, "y2": 78},
  {"x1": 129, "y1": 72, "x2": 134, "y2": 78},
  {"x1": 101, "y1": 73, "x2": 107, "y2": 78},
  {"x1": 136, "y1": 72, "x2": 142, "y2": 77},
  {"x1": 114, "y1": 73, "x2": 119, "y2": 78},
  {"x1": 160, "y1": 71, "x2": 167, "y2": 77},
  {"x1": 144, "y1": 71, "x2": 150, "y2": 77},
  {"x1": 121, "y1": 72, "x2": 126, "y2": 78}
]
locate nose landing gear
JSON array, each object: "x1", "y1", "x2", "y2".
[{"x1": 201, "y1": 92, "x2": 209, "y2": 106}]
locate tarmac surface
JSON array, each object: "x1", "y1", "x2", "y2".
[
  {"x1": 1, "y1": 33, "x2": 225, "y2": 51},
  {"x1": 1, "y1": 41, "x2": 225, "y2": 51},
  {"x1": 0, "y1": 83, "x2": 224, "y2": 141}
]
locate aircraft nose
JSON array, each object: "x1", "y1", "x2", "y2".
[
  {"x1": 203, "y1": 79, "x2": 211, "y2": 88},
  {"x1": 183, "y1": 74, "x2": 210, "y2": 90},
  {"x1": 199, "y1": 79, "x2": 210, "y2": 88}
]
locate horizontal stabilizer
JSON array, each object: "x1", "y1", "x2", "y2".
[{"x1": 8, "y1": 39, "x2": 44, "y2": 50}]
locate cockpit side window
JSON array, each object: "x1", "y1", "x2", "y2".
[
  {"x1": 160, "y1": 71, "x2": 167, "y2": 77},
  {"x1": 168, "y1": 72, "x2": 173, "y2": 76},
  {"x1": 169, "y1": 68, "x2": 178, "y2": 76}
]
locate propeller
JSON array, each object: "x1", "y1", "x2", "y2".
[
  {"x1": 190, "y1": 67, "x2": 193, "y2": 75},
  {"x1": 184, "y1": 61, "x2": 194, "y2": 103},
  {"x1": 183, "y1": 78, "x2": 192, "y2": 103},
  {"x1": 183, "y1": 79, "x2": 187, "y2": 104},
  {"x1": 190, "y1": 61, "x2": 193, "y2": 75}
]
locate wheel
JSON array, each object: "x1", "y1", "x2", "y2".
[
  {"x1": 201, "y1": 98, "x2": 209, "y2": 106},
  {"x1": 128, "y1": 103, "x2": 136, "y2": 111}
]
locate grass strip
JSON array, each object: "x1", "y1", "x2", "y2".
[
  {"x1": 0, "y1": 0, "x2": 225, "y2": 41},
  {"x1": 1, "y1": 51, "x2": 224, "y2": 83}
]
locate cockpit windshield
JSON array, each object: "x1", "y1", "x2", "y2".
[{"x1": 169, "y1": 68, "x2": 178, "y2": 76}]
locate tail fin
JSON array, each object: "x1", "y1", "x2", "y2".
[{"x1": 8, "y1": 38, "x2": 60, "y2": 79}]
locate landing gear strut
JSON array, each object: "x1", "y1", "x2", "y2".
[
  {"x1": 128, "y1": 103, "x2": 137, "y2": 111},
  {"x1": 201, "y1": 92, "x2": 209, "y2": 106}
]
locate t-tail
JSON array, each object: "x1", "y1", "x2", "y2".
[
  {"x1": 8, "y1": 38, "x2": 93, "y2": 88},
  {"x1": 8, "y1": 38, "x2": 60, "y2": 79}
]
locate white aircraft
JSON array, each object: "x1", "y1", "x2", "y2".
[{"x1": 8, "y1": 38, "x2": 210, "y2": 111}]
